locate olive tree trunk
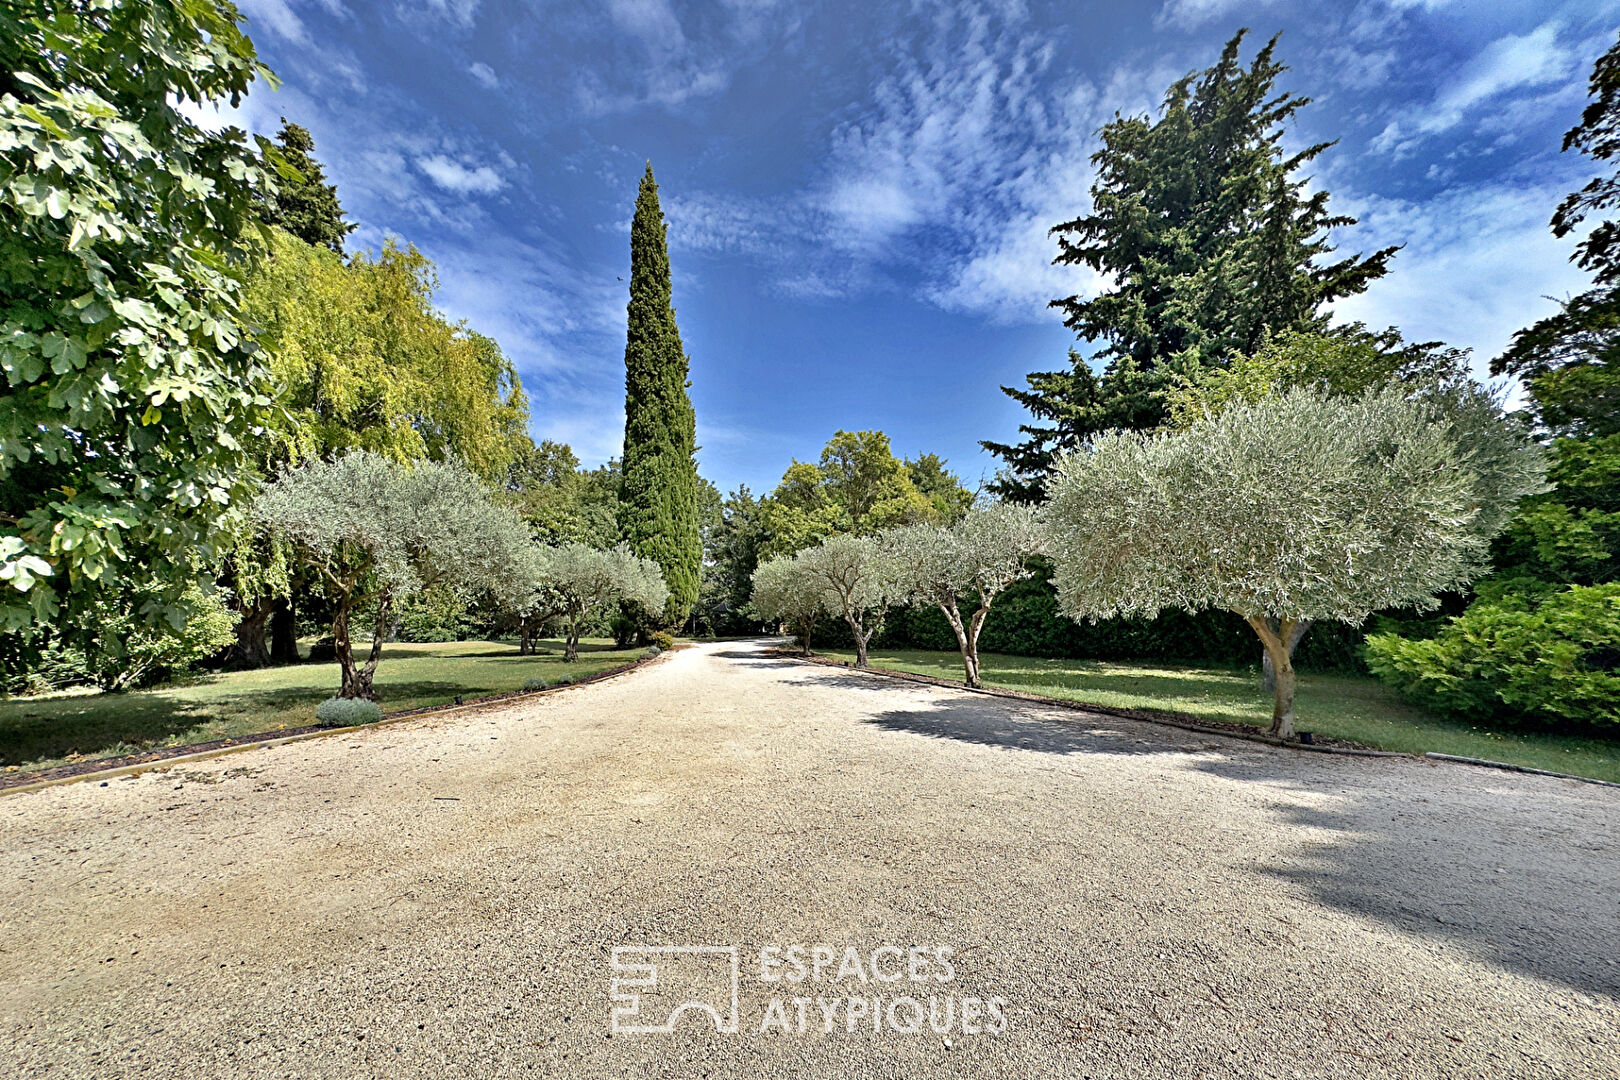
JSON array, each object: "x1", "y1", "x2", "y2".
[
  {"x1": 1261, "y1": 618, "x2": 1312, "y2": 692},
  {"x1": 334, "y1": 590, "x2": 391, "y2": 701},
  {"x1": 1245, "y1": 615, "x2": 1299, "y2": 739}
]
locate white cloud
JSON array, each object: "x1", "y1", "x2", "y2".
[
  {"x1": 411, "y1": 0, "x2": 479, "y2": 29},
  {"x1": 1155, "y1": 0, "x2": 1282, "y2": 31},
  {"x1": 1332, "y1": 178, "x2": 1591, "y2": 379},
  {"x1": 416, "y1": 154, "x2": 507, "y2": 195},
  {"x1": 1371, "y1": 22, "x2": 1578, "y2": 154},
  {"x1": 469, "y1": 62, "x2": 499, "y2": 90}
]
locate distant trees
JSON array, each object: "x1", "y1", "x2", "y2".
[
  {"x1": 1044, "y1": 386, "x2": 1543, "y2": 738},
  {"x1": 254, "y1": 453, "x2": 533, "y2": 699},
  {"x1": 256, "y1": 120, "x2": 355, "y2": 253},
  {"x1": 530, "y1": 543, "x2": 669, "y2": 662},
  {"x1": 750, "y1": 555, "x2": 825, "y2": 654},
  {"x1": 793, "y1": 535, "x2": 904, "y2": 669},
  {"x1": 758, "y1": 431, "x2": 972, "y2": 558},
  {"x1": 985, "y1": 31, "x2": 1395, "y2": 501},
  {"x1": 0, "y1": 1, "x2": 279, "y2": 637},
  {"x1": 618, "y1": 163, "x2": 701, "y2": 625},
  {"x1": 889, "y1": 506, "x2": 1046, "y2": 687}
]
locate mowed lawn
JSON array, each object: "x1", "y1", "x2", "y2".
[
  {"x1": 817, "y1": 646, "x2": 1620, "y2": 784},
  {"x1": 0, "y1": 639, "x2": 643, "y2": 775}
]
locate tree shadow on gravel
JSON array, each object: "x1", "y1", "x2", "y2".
[
  {"x1": 1193, "y1": 753, "x2": 1620, "y2": 999},
  {"x1": 844, "y1": 680, "x2": 1620, "y2": 999}
]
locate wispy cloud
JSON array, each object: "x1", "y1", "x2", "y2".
[
  {"x1": 1371, "y1": 22, "x2": 1578, "y2": 155},
  {"x1": 1332, "y1": 176, "x2": 1591, "y2": 376},
  {"x1": 469, "y1": 61, "x2": 499, "y2": 89}
]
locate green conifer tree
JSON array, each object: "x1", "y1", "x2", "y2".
[
  {"x1": 259, "y1": 120, "x2": 355, "y2": 252},
  {"x1": 617, "y1": 164, "x2": 701, "y2": 624}
]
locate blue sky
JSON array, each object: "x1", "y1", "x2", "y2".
[{"x1": 212, "y1": 0, "x2": 1616, "y2": 496}]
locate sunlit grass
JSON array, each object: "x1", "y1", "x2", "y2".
[
  {"x1": 818, "y1": 646, "x2": 1620, "y2": 784},
  {"x1": 0, "y1": 638, "x2": 641, "y2": 775}
]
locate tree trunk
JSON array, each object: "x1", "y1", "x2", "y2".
[
  {"x1": 224, "y1": 598, "x2": 273, "y2": 669},
  {"x1": 1246, "y1": 615, "x2": 1298, "y2": 739},
  {"x1": 565, "y1": 615, "x2": 580, "y2": 662},
  {"x1": 965, "y1": 606, "x2": 991, "y2": 690},
  {"x1": 352, "y1": 590, "x2": 391, "y2": 700},
  {"x1": 519, "y1": 618, "x2": 534, "y2": 655},
  {"x1": 848, "y1": 615, "x2": 870, "y2": 668},
  {"x1": 1261, "y1": 618, "x2": 1312, "y2": 691},
  {"x1": 800, "y1": 617, "x2": 813, "y2": 656},
  {"x1": 333, "y1": 599, "x2": 363, "y2": 699},
  {"x1": 937, "y1": 602, "x2": 975, "y2": 687},
  {"x1": 269, "y1": 594, "x2": 298, "y2": 664}
]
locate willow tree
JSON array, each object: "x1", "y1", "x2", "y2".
[
  {"x1": 887, "y1": 505, "x2": 1046, "y2": 687},
  {"x1": 1044, "y1": 386, "x2": 1543, "y2": 738},
  {"x1": 618, "y1": 163, "x2": 701, "y2": 625}
]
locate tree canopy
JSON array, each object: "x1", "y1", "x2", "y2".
[
  {"x1": 256, "y1": 120, "x2": 354, "y2": 253},
  {"x1": 986, "y1": 30, "x2": 1396, "y2": 501},
  {"x1": 1044, "y1": 385, "x2": 1543, "y2": 737},
  {"x1": 0, "y1": 1, "x2": 279, "y2": 634}
]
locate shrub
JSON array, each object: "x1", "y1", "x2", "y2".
[
  {"x1": 641, "y1": 646, "x2": 662, "y2": 659},
  {"x1": 315, "y1": 697, "x2": 383, "y2": 727},
  {"x1": 1365, "y1": 582, "x2": 1620, "y2": 730},
  {"x1": 648, "y1": 630, "x2": 676, "y2": 651},
  {"x1": 610, "y1": 613, "x2": 638, "y2": 649},
  {"x1": 84, "y1": 586, "x2": 237, "y2": 692}
]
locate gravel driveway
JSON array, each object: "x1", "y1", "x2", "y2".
[{"x1": 2, "y1": 639, "x2": 1616, "y2": 1078}]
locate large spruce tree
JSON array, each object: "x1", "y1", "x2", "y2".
[
  {"x1": 618, "y1": 163, "x2": 701, "y2": 624},
  {"x1": 984, "y1": 30, "x2": 1396, "y2": 501},
  {"x1": 259, "y1": 120, "x2": 355, "y2": 253}
]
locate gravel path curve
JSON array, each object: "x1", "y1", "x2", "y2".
[{"x1": 1, "y1": 639, "x2": 1616, "y2": 1078}]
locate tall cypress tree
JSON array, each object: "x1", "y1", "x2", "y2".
[
  {"x1": 259, "y1": 120, "x2": 355, "y2": 253},
  {"x1": 983, "y1": 30, "x2": 1396, "y2": 501},
  {"x1": 618, "y1": 163, "x2": 701, "y2": 624}
]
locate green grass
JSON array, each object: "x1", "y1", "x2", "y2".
[
  {"x1": 818, "y1": 646, "x2": 1620, "y2": 784},
  {"x1": 0, "y1": 638, "x2": 643, "y2": 775}
]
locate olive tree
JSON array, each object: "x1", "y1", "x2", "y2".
[
  {"x1": 887, "y1": 505, "x2": 1046, "y2": 687},
  {"x1": 535, "y1": 543, "x2": 669, "y2": 662},
  {"x1": 254, "y1": 452, "x2": 533, "y2": 699},
  {"x1": 1045, "y1": 385, "x2": 1544, "y2": 738},
  {"x1": 750, "y1": 555, "x2": 826, "y2": 654},
  {"x1": 793, "y1": 534, "x2": 902, "y2": 668}
]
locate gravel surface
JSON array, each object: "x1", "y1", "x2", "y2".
[{"x1": 1, "y1": 639, "x2": 1616, "y2": 1078}]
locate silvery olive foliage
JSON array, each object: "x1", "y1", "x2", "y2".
[
  {"x1": 530, "y1": 542, "x2": 670, "y2": 661},
  {"x1": 750, "y1": 555, "x2": 827, "y2": 654},
  {"x1": 791, "y1": 533, "x2": 904, "y2": 669},
  {"x1": 0, "y1": 2, "x2": 282, "y2": 634},
  {"x1": 1044, "y1": 384, "x2": 1545, "y2": 737},
  {"x1": 886, "y1": 504, "x2": 1046, "y2": 686},
  {"x1": 253, "y1": 451, "x2": 534, "y2": 697}
]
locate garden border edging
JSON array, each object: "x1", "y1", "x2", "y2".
[{"x1": 0, "y1": 648, "x2": 674, "y2": 797}]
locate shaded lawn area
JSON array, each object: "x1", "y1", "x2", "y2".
[
  {"x1": 0, "y1": 639, "x2": 642, "y2": 775},
  {"x1": 817, "y1": 646, "x2": 1620, "y2": 785}
]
